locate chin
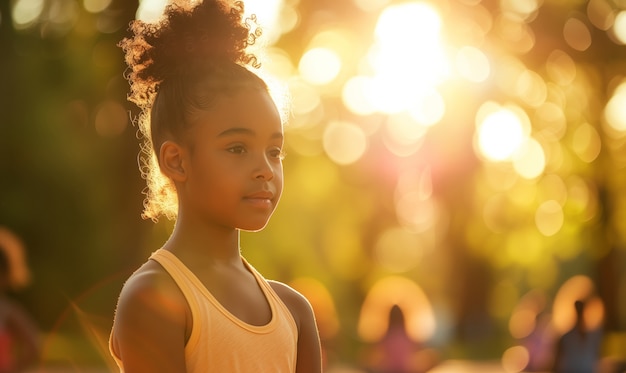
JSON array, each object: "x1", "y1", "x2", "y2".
[{"x1": 239, "y1": 221, "x2": 271, "y2": 232}]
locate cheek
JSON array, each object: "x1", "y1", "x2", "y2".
[{"x1": 274, "y1": 165, "x2": 285, "y2": 193}]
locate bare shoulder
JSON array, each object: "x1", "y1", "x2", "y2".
[
  {"x1": 112, "y1": 259, "x2": 188, "y2": 372},
  {"x1": 269, "y1": 280, "x2": 322, "y2": 373},
  {"x1": 268, "y1": 280, "x2": 313, "y2": 325},
  {"x1": 114, "y1": 259, "x2": 188, "y2": 334}
]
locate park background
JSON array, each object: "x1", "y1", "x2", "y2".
[{"x1": 1, "y1": 0, "x2": 626, "y2": 371}]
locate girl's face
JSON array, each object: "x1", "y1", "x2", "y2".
[{"x1": 181, "y1": 88, "x2": 284, "y2": 232}]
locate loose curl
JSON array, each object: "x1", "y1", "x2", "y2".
[{"x1": 119, "y1": 0, "x2": 266, "y2": 221}]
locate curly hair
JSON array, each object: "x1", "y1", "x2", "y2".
[{"x1": 119, "y1": 0, "x2": 267, "y2": 221}]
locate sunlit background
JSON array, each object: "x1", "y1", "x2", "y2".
[{"x1": 1, "y1": 0, "x2": 626, "y2": 371}]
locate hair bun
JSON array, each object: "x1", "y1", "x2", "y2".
[{"x1": 119, "y1": 0, "x2": 261, "y2": 109}]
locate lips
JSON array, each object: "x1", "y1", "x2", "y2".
[
  {"x1": 244, "y1": 190, "x2": 274, "y2": 200},
  {"x1": 242, "y1": 190, "x2": 276, "y2": 210}
]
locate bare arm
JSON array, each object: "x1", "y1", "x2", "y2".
[
  {"x1": 270, "y1": 281, "x2": 322, "y2": 373},
  {"x1": 111, "y1": 264, "x2": 189, "y2": 372}
]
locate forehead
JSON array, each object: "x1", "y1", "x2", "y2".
[{"x1": 190, "y1": 89, "x2": 283, "y2": 136}]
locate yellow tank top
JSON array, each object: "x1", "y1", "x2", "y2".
[{"x1": 110, "y1": 249, "x2": 298, "y2": 372}]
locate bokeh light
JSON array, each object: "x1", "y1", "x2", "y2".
[
  {"x1": 512, "y1": 137, "x2": 545, "y2": 180},
  {"x1": 604, "y1": 80, "x2": 626, "y2": 133},
  {"x1": 475, "y1": 104, "x2": 528, "y2": 162},
  {"x1": 5, "y1": 0, "x2": 626, "y2": 369},
  {"x1": 455, "y1": 46, "x2": 491, "y2": 83},
  {"x1": 322, "y1": 121, "x2": 368, "y2": 165},
  {"x1": 360, "y1": 2, "x2": 450, "y2": 116},
  {"x1": 136, "y1": 0, "x2": 168, "y2": 22},
  {"x1": 299, "y1": 47, "x2": 342, "y2": 85},
  {"x1": 613, "y1": 10, "x2": 626, "y2": 44},
  {"x1": 342, "y1": 76, "x2": 376, "y2": 116},
  {"x1": 11, "y1": 0, "x2": 44, "y2": 28},
  {"x1": 83, "y1": 0, "x2": 113, "y2": 13},
  {"x1": 563, "y1": 17, "x2": 592, "y2": 52},
  {"x1": 501, "y1": 345, "x2": 529, "y2": 373}
]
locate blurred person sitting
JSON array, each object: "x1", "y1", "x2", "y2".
[
  {"x1": 553, "y1": 300, "x2": 602, "y2": 373},
  {"x1": 0, "y1": 227, "x2": 40, "y2": 373},
  {"x1": 0, "y1": 228, "x2": 40, "y2": 373},
  {"x1": 363, "y1": 305, "x2": 437, "y2": 373}
]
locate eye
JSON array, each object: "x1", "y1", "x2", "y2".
[
  {"x1": 269, "y1": 147, "x2": 286, "y2": 160},
  {"x1": 227, "y1": 145, "x2": 247, "y2": 154}
]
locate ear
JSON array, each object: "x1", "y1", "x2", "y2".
[{"x1": 159, "y1": 140, "x2": 187, "y2": 182}]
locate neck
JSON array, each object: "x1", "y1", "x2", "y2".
[{"x1": 163, "y1": 213, "x2": 242, "y2": 264}]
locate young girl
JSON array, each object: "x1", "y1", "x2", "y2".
[{"x1": 109, "y1": 1, "x2": 322, "y2": 371}]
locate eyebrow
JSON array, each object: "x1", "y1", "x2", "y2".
[{"x1": 217, "y1": 127, "x2": 283, "y2": 140}]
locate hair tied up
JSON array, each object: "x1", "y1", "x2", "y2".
[{"x1": 119, "y1": 0, "x2": 263, "y2": 109}]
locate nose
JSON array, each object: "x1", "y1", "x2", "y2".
[{"x1": 253, "y1": 153, "x2": 274, "y2": 180}]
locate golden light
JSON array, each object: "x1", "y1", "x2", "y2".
[
  {"x1": 494, "y1": 15, "x2": 535, "y2": 53},
  {"x1": 288, "y1": 78, "x2": 321, "y2": 118},
  {"x1": 136, "y1": 0, "x2": 168, "y2": 22},
  {"x1": 540, "y1": 173, "x2": 568, "y2": 206},
  {"x1": 475, "y1": 104, "x2": 528, "y2": 162},
  {"x1": 552, "y1": 275, "x2": 604, "y2": 335},
  {"x1": 512, "y1": 137, "x2": 545, "y2": 180},
  {"x1": 535, "y1": 200, "x2": 563, "y2": 237},
  {"x1": 500, "y1": 0, "x2": 541, "y2": 20},
  {"x1": 374, "y1": 227, "x2": 424, "y2": 273},
  {"x1": 546, "y1": 50, "x2": 577, "y2": 86},
  {"x1": 308, "y1": 28, "x2": 358, "y2": 63},
  {"x1": 83, "y1": 0, "x2": 113, "y2": 13},
  {"x1": 375, "y1": 3, "x2": 441, "y2": 45},
  {"x1": 298, "y1": 47, "x2": 342, "y2": 85},
  {"x1": 501, "y1": 345, "x2": 529, "y2": 373},
  {"x1": 567, "y1": 176, "x2": 598, "y2": 222},
  {"x1": 563, "y1": 17, "x2": 592, "y2": 52},
  {"x1": 342, "y1": 76, "x2": 377, "y2": 116},
  {"x1": 353, "y1": 0, "x2": 391, "y2": 12},
  {"x1": 535, "y1": 102, "x2": 567, "y2": 139},
  {"x1": 263, "y1": 48, "x2": 295, "y2": 81},
  {"x1": 455, "y1": 46, "x2": 491, "y2": 83},
  {"x1": 515, "y1": 69, "x2": 547, "y2": 107},
  {"x1": 357, "y1": 276, "x2": 436, "y2": 343},
  {"x1": 482, "y1": 193, "x2": 508, "y2": 234},
  {"x1": 408, "y1": 89, "x2": 446, "y2": 127},
  {"x1": 612, "y1": 10, "x2": 626, "y2": 44},
  {"x1": 395, "y1": 192, "x2": 439, "y2": 234},
  {"x1": 11, "y1": 0, "x2": 45, "y2": 28},
  {"x1": 322, "y1": 121, "x2": 368, "y2": 165},
  {"x1": 134, "y1": 0, "x2": 286, "y2": 40},
  {"x1": 571, "y1": 123, "x2": 602, "y2": 163},
  {"x1": 242, "y1": 0, "x2": 287, "y2": 44},
  {"x1": 385, "y1": 113, "x2": 429, "y2": 149},
  {"x1": 363, "y1": 2, "x2": 450, "y2": 114},
  {"x1": 603, "y1": 80, "x2": 626, "y2": 133},
  {"x1": 367, "y1": 75, "x2": 416, "y2": 114},
  {"x1": 587, "y1": 0, "x2": 615, "y2": 31}
]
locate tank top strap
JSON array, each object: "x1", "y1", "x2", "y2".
[
  {"x1": 241, "y1": 257, "x2": 298, "y2": 330},
  {"x1": 149, "y1": 249, "x2": 202, "y2": 349}
]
